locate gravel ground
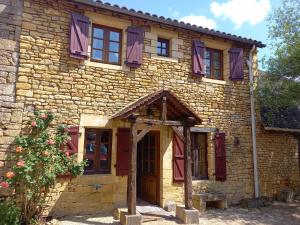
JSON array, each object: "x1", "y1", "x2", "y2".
[{"x1": 57, "y1": 201, "x2": 300, "y2": 225}]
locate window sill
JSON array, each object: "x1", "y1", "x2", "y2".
[
  {"x1": 202, "y1": 77, "x2": 227, "y2": 85},
  {"x1": 85, "y1": 60, "x2": 130, "y2": 71},
  {"x1": 151, "y1": 55, "x2": 178, "y2": 63}
]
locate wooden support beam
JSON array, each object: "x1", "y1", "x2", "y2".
[
  {"x1": 183, "y1": 125, "x2": 193, "y2": 209},
  {"x1": 161, "y1": 96, "x2": 167, "y2": 121},
  {"x1": 171, "y1": 126, "x2": 185, "y2": 142},
  {"x1": 137, "y1": 125, "x2": 154, "y2": 142},
  {"x1": 127, "y1": 115, "x2": 138, "y2": 215},
  {"x1": 136, "y1": 118, "x2": 183, "y2": 126}
]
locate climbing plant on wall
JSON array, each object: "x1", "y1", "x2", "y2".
[{"x1": 0, "y1": 111, "x2": 86, "y2": 225}]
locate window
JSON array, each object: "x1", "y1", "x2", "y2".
[
  {"x1": 157, "y1": 38, "x2": 169, "y2": 57},
  {"x1": 191, "y1": 132, "x2": 208, "y2": 179},
  {"x1": 91, "y1": 25, "x2": 122, "y2": 65},
  {"x1": 205, "y1": 48, "x2": 223, "y2": 80},
  {"x1": 84, "y1": 129, "x2": 112, "y2": 174}
]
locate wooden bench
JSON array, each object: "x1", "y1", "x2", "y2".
[{"x1": 192, "y1": 192, "x2": 227, "y2": 212}]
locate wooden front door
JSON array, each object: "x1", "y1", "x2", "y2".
[{"x1": 137, "y1": 131, "x2": 160, "y2": 205}]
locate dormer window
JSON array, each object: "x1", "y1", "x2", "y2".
[{"x1": 157, "y1": 38, "x2": 169, "y2": 57}]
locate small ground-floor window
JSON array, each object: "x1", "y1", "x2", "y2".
[
  {"x1": 84, "y1": 128, "x2": 112, "y2": 174},
  {"x1": 191, "y1": 132, "x2": 208, "y2": 179}
]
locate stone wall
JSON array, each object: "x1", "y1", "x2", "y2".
[
  {"x1": 0, "y1": 0, "x2": 24, "y2": 177},
  {"x1": 0, "y1": 0, "x2": 298, "y2": 216}
]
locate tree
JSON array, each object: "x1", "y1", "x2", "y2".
[
  {"x1": 257, "y1": 0, "x2": 300, "y2": 109},
  {"x1": 0, "y1": 111, "x2": 86, "y2": 224}
]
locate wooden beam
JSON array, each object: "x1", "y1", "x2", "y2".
[
  {"x1": 171, "y1": 126, "x2": 185, "y2": 142},
  {"x1": 127, "y1": 116, "x2": 138, "y2": 215},
  {"x1": 137, "y1": 125, "x2": 154, "y2": 142},
  {"x1": 161, "y1": 96, "x2": 167, "y2": 121},
  {"x1": 136, "y1": 118, "x2": 183, "y2": 126},
  {"x1": 183, "y1": 126, "x2": 193, "y2": 209}
]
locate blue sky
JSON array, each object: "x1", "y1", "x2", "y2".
[{"x1": 102, "y1": 0, "x2": 282, "y2": 69}]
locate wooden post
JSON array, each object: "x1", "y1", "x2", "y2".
[
  {"x1": 183, "y1": 117, "x2": 196, "y2": 209},
  {"x1": 161, "y1": 96, "x2": 167, "y2": 121},
  {"x1": 127, "y1": 115, "x2": 138, "y2": 215}
]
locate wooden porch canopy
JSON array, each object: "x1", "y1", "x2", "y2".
[{"x1": 111, "y1": 90, "x2": 202, "y2": 215}]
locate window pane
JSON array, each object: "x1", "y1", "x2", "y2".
[
  {"x1": 101, "y1": 131, "x2": 109, "y2": 143},
  {"x1": 92, "y1": 50, "x2": 103, "y2": 60},
  {"x1": 162, "y1": 42, "x2": 166, "y2": 48},
  {"x1": 108, "y1": 52, "x2": 119, "y2": 63},
  {"x1": 157, "y1": 47, "x2": 161, "y2": 55},
  {"x1": 109, "y1": 31, "x2": 120, "y2": 41},
  {"x1": 161, "y1": 49, "x2": 167, "y2": 55},
  {"x1": 100, "y1": 143, "x2": 109, "y2": 170},
  {"x1": 214, "y1": 51, "x2": 220, "y2": 60},
  {"x1": 214, "y1": 60, "x2": 220, "y2": 69},
  {"x1": 214, "y1": 69, "x2": 220, "y2": 79},
  {"x1": 157, "y1": 41, "x2": 162, "y2": 48},
  {"x1": 93, "y1": 39, "x2": 103, "y2": 49},
  {"x1": 85, "y1": 159, "x2": 94, "y2": 171},
  {"x1": 109, "y1": 42, "x2": 119, "y2": 52},
  {"x1": 94, "y1": 28, "x2": 104, "y2": 38}
]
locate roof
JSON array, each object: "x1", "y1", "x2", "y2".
[
  {"x1": 111, "y1": 89, "x2": 202, "y2": 124},
  {"x1": 261, "y1": 107, "x2": 300, "y2": 131},
  {"x1": 72, "y1": 0, "x2": 266, "y2": 48}
]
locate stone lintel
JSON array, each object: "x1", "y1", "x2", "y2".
[{"x1": 175, "y1": 205, "x2": 199, "y2": 224}]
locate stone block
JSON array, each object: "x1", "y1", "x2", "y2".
[
  {"x1": 120, "y1": 211, "x2": 142, "y2": 225},
  {"x1": 0, "y1": 39, "x2": 16, "y2": 51},
  {"x1": 165, "y1": 200, "x2": 176, "y2": 212},
  {"x1": 175, "y1": 205, "x2": 199, "y2": 224},
  {"x1": 0, "y1": 84, "x2": 14, "y2": 95},
  {"x1": 144, "y1": 32, "x2": 157, "y2": 40},
  {"x1": 114, "y1": 207, "x2": 127, "y2": 220}
]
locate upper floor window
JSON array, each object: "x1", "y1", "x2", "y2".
[
  {"x1": 205, "y1": 48, "x2": 223, "y2": 80},
  {"x1": 191, "y1": 132, "x2": 208, "y2": 180},
  {"x1": 157, "y1": 38, "x2": 169, "y2": 57},
  {"x1": 84, "y1": 128, "x2": 112, "y2": 174},
  {"x1": 91, "y1": 25, "x2": 122, "y2": 65}
]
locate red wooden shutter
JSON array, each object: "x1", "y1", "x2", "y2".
[
  {"x1": 125, "y1": 26, "x2": 144, "y2": 67},
  {"x1": 66, "y1": 126, "x2": 80, "y2": 155},
  {"x1": 69, "y1": 12, "x2": 89, "y2": 59},
  {"x1": 173, "y1": 133, "x2": 184, "y2": 182},
  {"x1": 214, "y1": 132, "x2": 226, "y2": 181},
  {"x1": 116, "y1": 128, "x2": 130, "y2": 176},
  {"x1": 229, "y1": 48, "x2": 244, "y2": 80},
  {"x1": 192, "y1": 40, "x2": 205, "y2": 75}
]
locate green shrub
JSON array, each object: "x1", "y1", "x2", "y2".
[{"x1": 0, "y1": 200, "x2": 21, "y2": 225}]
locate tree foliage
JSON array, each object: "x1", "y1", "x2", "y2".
[{"x1": 258, "y1": 0, "x2": 300, "y2": 109}]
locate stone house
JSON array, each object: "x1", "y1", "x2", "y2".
[{"x1": 0, "y1": 0, "x2": 299, "y2": 218}]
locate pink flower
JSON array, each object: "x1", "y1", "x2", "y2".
[
  {"x1": 65, "y1": 152, "x2": 70, "y2": 158},
  {"x1": 42, "y1": 150, "x2": 50, "y2": 157},
  {"x1": 39, "y1": 113, "x2": 48, "y2": 119},
  {"x1": 0, "y1": 181, "x2": 9, "y2": 189},
  {"x1": 16, "y1": 160, "x2": 25, "y2": 168},
  {"x1": 6, "y1": 171, "x2": 15, "y2": 179},
  {"x1": 16, "y1": 146, "x2": 23, "y2": 153},
  {"x1": 31, "y1": 121, "x2": 37, "y2": 127},
  {"x1": 47, "y1": 139, "x2": 55, "y2": 145}
]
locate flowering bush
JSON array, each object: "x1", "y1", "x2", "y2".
[{"x1": 0, "y1": 111, "x2": 86, "y2": 224}]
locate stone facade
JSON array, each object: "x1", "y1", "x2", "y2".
[
  {"x1": 0, "y1": 0, "x2": 299, "y2": 217},
  {"x1": 0, "y1": 0, "x2": 24, "y2": 178}
]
